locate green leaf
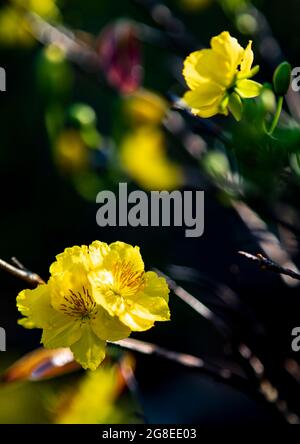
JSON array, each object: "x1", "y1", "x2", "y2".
[
  {"x1": 273, "y1": 62, "x2": 292, "y2": 96},
  {"x1": 228, "y1": 92, "x2": 243, "y2": 121}
]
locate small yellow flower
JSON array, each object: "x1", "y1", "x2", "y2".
[
  {"x1": 120, "y1": 127, "x2": 184, "y2": 191},
  {"x1": 17, "y1": 241, "x2": 170, "y2": 370},
  {"x1": 182, "y1": 31, "x2": 262, "y2": 118},
  {"x1": 55, "y1": 129, "x2": 88, "y2": 174}
]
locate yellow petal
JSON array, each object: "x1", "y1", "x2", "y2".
[
  {"x1": 70, "y1": 325, "x2": 106, "y2": 370},
  {"x1": 91, "y1": 309, "x2": 131, "y2": 341},
  {"x1": 183, "y1": 50, "x2": 207, "y2": 90},
  {"x1": 211, "y1": 31, "x2": 244, "y2": 72},
  {"x1": 18, "y1": 317, "x2": 36, "y2": 329},
  {"x1": 235, "y1": 79, "x2": 262, "y2": 98},
  {"x1": 49, "y1": 265, "x2": 93, "y2": 314},
  {"x1": 183, "y1": 82, "x2": 224, "y2": 109},
  {"x1": 41, "y1": 314, "x2": 82, "y2": 348},
  {"x1": 88, "y1": 240, "x2": 110, "y2": 268},
  {"x1": 50, "y1": 245, "x2": 90, "y2": 276},
  {"x1": 119, "y1": 311, "x2": 154, "y2": 332},
  {"x1": 239, "y1": 41, "x2": 254, "y2": 76},
  {"x1": 17, "y1": 284, "x2": 56, "y2": 329},
  {"x1": 90, "y1": 279, "x2": 120, "y2": 317},
  {"x1": 130, "y1": 298, "x2": 170, "y2": 323},
  {"x1": 142, "y1": 271, "x2": 170, "y2": 303},
  {"x1": 184, "y1": 89, "x2": 225, "y2": 118},
  {"x1": 119, "y1": 272, "x2": 170, "y2": 331},
  {"x1": 187, "y1": 49, "x2": 234, "y2": 88},
  {"x1": 190, "y1": 103, "x2": 222, "y2": 118},
  {"x1": 109, "y1": 242, "x2": 144, "y2": 273},
  {"x1": 130, "y1": 272, "x2": 170, "y2": 322}
]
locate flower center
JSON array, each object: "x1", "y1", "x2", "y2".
[
  {"x1": 59, "y1": 286, "x2": 97, "y2": 320},
  {"x1": 111, "y1": 261, "x2": 145, "y2": 299}
]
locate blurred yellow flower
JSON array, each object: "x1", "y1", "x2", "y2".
[
  {"x1": 0, "y1": 7, "x2": 32, "y2": 46},
  {"x1": 17, "y1": 241, "x2": 170, "y2": 370},
  {"x1": 120, "y1": 127, "x2": 184, "y2": 191},
  {"x1": 124, "y1": 89, "x2": 168, "y2": 126},
  {"x1": 182, "y1": 31, "x2": 262, "y2": 118},
  {"x1": 55, "y1": 130, "x2": 89, "y2": 174},
  {"x1": 55, "y1": 364, "x2": 129, "y2": 424},
  {"x1": 0, "y1": 0, "x2": 59, "y2": 47}
]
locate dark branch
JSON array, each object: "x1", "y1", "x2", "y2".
[
  {"x1": 0, "y1": 258, "x2": 44, "y2": 286},
  {"x1": 238, "y1": 251, "x2": 300, "y2": 282},
  {"x1": 111, "y1": 338, "x2": 247, "y2": 387}
]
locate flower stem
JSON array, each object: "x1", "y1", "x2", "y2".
[{"x1": 267, "y1": 95, "x2": 284, "y2": 136}]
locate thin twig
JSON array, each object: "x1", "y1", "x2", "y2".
[
  {"x1": 112, "y1": 338, "x2": 245, "y2": 384},
  {"x1": 27, "y1": 12, "x2": 101, "y2": 73},
  {"x1": 154, "y1": 267, "x2": 299, "y2": 423},
  {"x1": 0, "y1": 258, "x2": 44, "y2": 286},
  {"x1": 111, "y1": 337, "x2": 293, "y2": 420},
  {"x1": 238, "y1": 343, "x2": 300, "y2": 424},
  {"x1": 11, "y1": 257, "x2": 26, "y2": 270},
  {"x1": 153, "y1": 268, "x2": 231, "y2": 338},
  {"x1": 238, "y1": 251, "x2": 300, "y2": 282},
  {"x1": 118, "y1": 355, "x2": 148, "y2": 423},
  {"x1": 233, "y1": 201, "x2": 300, "y2": 286}
]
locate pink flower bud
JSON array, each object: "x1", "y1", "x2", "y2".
[{"x1": 97, "y1": 21, "x2": 143, "y2": 94}]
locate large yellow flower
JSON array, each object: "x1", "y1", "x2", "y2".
[
  {"x1": 182, "y1": 31, "x2": 262, "y2": 118},
  {"x1": 17, "y1": 241, "x2": 170, "y2": 370}
]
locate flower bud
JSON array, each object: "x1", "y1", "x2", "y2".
[{"x1": 97, "y1": 21, "x2": 142, "y2": 94}]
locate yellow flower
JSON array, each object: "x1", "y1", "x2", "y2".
[
  {"x1": 182, "y1": 31, "x2": 262, "y2": 119},
  {"x1": 55, "y1": 364, "x2": 119, "y2": 424},
  {"x1": 124, "y1": 88, "x2": 168, "y2": 126},
  {"x1": 55, "y1": 362, "x2": 136, "y2": 424},
  {"x1": 26, "y1": 0, "x2": 59, "y2": 18},
  {"x1": 89, "y1": 242, "x2": 170, "y2": 331},
  {"x1": 17, "y1": 242, "x2": 170, "y2": 370},
  {"x1": 0, "y1": 0, "x2": 59, "y2": 47},
  {"x1": 120, "y1": 127, "x2": 184, "y2": 191},
  {"x1": 55, "y1": 129, "x2": 89, "y2": 174}
]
